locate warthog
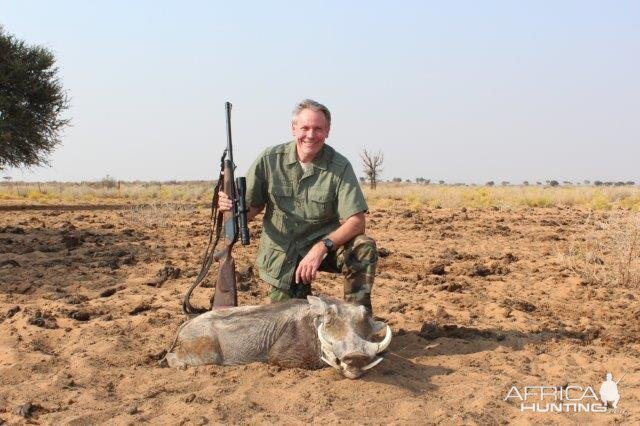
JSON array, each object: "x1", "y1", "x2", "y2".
[{"x1": 164, "y1": 296, "x2": 392, "y2": 379}]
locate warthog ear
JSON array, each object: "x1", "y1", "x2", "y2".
[{"x1": 307, "y1": 296, "x2": 328, "y2": 315}]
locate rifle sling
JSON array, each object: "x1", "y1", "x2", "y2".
[{"x1": 181, "y1": 170, "x2": 225, "y2": 317}]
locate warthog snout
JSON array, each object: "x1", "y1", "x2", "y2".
[
  {"x1": 312, "y1": 297, "x2": 392, "y2": 379},
  {"x1": 342, "y1": 353, "x2": 371, "y2": 368}
]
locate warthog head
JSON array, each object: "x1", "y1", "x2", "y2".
[{"x1": 308, "y1": 296, "x2": 392, "y2": 379}]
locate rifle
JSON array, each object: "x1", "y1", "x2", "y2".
[{"x1": 182, "y1": 101, "x2": 250, "y2": 315}]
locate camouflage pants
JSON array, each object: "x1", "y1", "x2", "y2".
[{"x1": 270, "y1": 235, "x2": 378, "y2": 311}]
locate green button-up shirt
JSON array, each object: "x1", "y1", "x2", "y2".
[{"x1": 245, "y1": 141, "x2": 368, "y2": 289}]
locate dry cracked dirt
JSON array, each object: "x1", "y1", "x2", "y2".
[{"x1": 1, "y1": 202, "x2": 639, "y2": 425}]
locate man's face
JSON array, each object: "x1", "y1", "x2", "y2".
[{"x1": 292, "y1": 108, "x2": 330, "y2": 162}]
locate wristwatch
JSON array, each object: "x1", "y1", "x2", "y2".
[{"x1": 321, "y1": 238, "x2": 334, "y2": 252}]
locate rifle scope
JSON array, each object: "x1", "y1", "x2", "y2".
[{"x1": 235, "y1": 177, "x2": 250, "y2": 245}]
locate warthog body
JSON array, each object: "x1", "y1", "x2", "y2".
[{"x1": 165, "y1": 296, "x2": 391, "y2": 378}]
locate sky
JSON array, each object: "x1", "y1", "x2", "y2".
[{"x1": 2, "y1": 1, "x2": 639, "y2": 183}]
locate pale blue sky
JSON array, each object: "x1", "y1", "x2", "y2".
[{"x1": 2, "y1": 1, "x2": 639, "y2": 183}]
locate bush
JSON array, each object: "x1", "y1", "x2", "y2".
[
  {"x1": 98, "y1": 175, "x2": 118, "y2": 189},
  {"x1": 565, "y1": 213, "x2": 640, "y2": 287}
]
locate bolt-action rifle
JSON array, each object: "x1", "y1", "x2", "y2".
[{"x1": 182, "y1": 101, "x2": 250, "y2": 315}]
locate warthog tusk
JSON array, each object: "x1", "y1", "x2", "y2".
[
  {"x1": 317, "y1": 323, "x2": 331, "y2": 348},
  {"x1": 317, "y1": 323, "x2": 340, "y2": 369},
  {"x1": 321, "y1": 356, "x2": 340, "y2": 369},
  {"x1": 362, "y1": 357, "x2": 383, "y2": 371},
  {"x1": 376, "y1": 325, "x2": 392, "y2": 354}
]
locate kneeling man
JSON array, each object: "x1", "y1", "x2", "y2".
[{"x1": 218, "y1": 99, "x2": 377, "y2": 312}]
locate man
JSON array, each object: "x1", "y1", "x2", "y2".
[{"x1": 218, "y1": 99, "x2": 377, "y2": 311}]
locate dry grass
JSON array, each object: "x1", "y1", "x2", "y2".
[
  {"x1": 0, "y1": 181, "x2": 213, "y2": 204},
  {"x1": 363, "y1": 184, "x2": 640, "y2": 210},
  {"x1": 1, "y1": 181, "x2": 639, "y2": 210},
  {"x1": 563, "y1": 212, "x2": 640, "y2": 287},
  {"x1": 127, "y1": 202, "x2": 196, "y2": 228}
]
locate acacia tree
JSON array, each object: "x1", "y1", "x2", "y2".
[
  {"x1": 0, "y1": 26, "x2": 70, "y2": 170},
  {"x1": 360, "y1": 149, "x2": 384, "y2": 189}
]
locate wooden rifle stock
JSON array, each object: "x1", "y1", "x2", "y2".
[{"x1": 210, "y1": 158, "x2": 239, "y2": 308}]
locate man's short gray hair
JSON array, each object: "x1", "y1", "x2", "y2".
[{"x1": 291, "y1": 99, "x2": 331, "y2": 127}]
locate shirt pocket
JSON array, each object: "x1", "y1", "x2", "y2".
[
  {"x1": 260, "y1": 245, "x2": 287, "y2": 279},
  {"x1": 268, "y1": 184, "x2": 293, "y2": 212},
  {"x1": 305, "y1": 187, "x2": 335, "y2": 221}
]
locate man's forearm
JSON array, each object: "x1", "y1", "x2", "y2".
[
  {"x1": 295, "y1": 212, "x2": 366, "y2": 284},
  {"x1": 326, "y1": 212, "x2": 366, "y2": 248}
]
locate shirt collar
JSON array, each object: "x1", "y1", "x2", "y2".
[
  {"x1": 285, "y1": 140, "x2": 330, "y2": 170},
  {"x1": 285, "y1": 140, "x2": 298, "y2": 165}
]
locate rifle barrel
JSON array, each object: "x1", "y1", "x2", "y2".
[{"x1": 225, "y1": 102, "x2": 233, "y2": 164}]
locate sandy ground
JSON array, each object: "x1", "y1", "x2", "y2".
[{"x1": 1, "y1": 202, "x2": 639, "y2": 425}]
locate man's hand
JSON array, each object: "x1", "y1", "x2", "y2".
[
  {"x1": 293, "y1": 212, "x2": 366, "y2": 284},
  {"x1": 218, "y1": 191, "x2": 233, "y2": 212},
  {"x1": 218, "y1": 190, "x2": 264, "y2": 221},
  {"x1": 295, "y1": 242, "x2": 327, "y2": 284}
]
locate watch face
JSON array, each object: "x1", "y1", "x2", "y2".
[{"x1": 323, "y1": 238, "x2": 333, "y2": 250}]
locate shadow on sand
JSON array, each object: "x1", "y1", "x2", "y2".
[{"x1": 363, "y1": 324, "x2": 597, "y2": 394}]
